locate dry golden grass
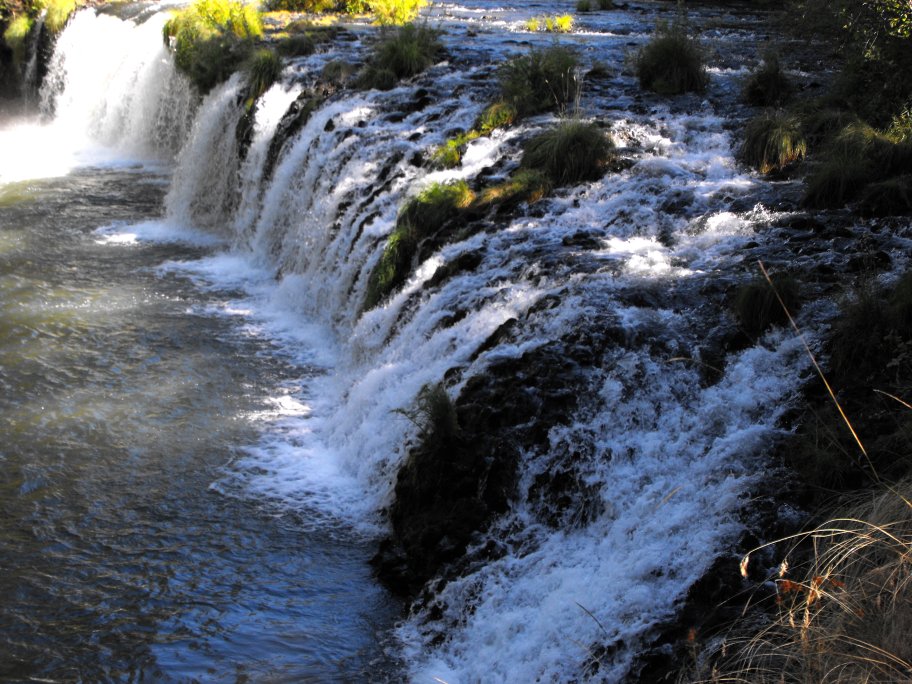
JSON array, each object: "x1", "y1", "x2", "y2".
[{"x1": 690, "y1": 481, "x2": 912, "y2": 683}]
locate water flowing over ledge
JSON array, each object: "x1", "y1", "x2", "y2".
[{"x1": 1, "y1": 1, "x2": 850, "y2": 680}]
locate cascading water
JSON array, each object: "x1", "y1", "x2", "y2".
[{"x1": 1, "y1": 0, "x2": 847, "y2": 681}]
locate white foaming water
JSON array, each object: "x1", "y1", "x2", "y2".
[
  {"x1": 80, "y1": 1, "x2": 807, "y2": 679},
  {"x1": 0, "y1": 8, "x2": 193, "y2": 184}
]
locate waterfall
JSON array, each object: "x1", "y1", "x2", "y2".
[
  {"x1": 15, "y1": 2, "x2": 814, "y2": 680},
  {"x1": 0, "y1": 7, "x2": 194, "y2": 184},
  {"x1": 20, "y1": 11, "x2": 45, "y2": 104}
]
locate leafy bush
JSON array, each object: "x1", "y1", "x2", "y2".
[
  {"x1": 738, "y1": 111, "x2": 807, "y2": 174},
  {"x1": 576, "y1": 0, "x2": 591, "y2": 12},
  {"x1": 44, "y1": 0, "x2": 80, "y2": 33},
  {"x1": 743, "y1": 52, "x2": 793, "y2": 107},
  {"x1": 357, "y1": 23, "x2": 441, "y2": 90},
  {"x1": 264, "y1": 0, "x2": 336, "y2": 11},
  {"x1": 732, "y1": 272, "x2": 800, "y2": 338},
  {"x1": 597, "y1": 0, "x2": 613, "y2": 7},
  {"x1": 499, "y1": 45, "x2": 580, "y2": 117},
  {"x1": 364, "y1": 181, "x2": 474, "y2": 308},
  {"x1": 520, "y1": 120, "x2": 614, "y2": 186},
  {"x1": 526, "y1": 14, "x2": 573, "y2": 33},
  {"x1": 635, "y1": 17, "x2": 707, "y2": 95},
  {"x1": 2, "y1": 14, "x2": 31, "y2": 63},
  {"x1": 368, "y1": 0, "x2": 425, "y2": 25},
  {"x1": 163, "y1": 0, "x2": 263, "y2": 93}
]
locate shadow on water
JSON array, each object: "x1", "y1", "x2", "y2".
[{"x1": 0, "y1": 167, "x2": 403, "y2": 682}]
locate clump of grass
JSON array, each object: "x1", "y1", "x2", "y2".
[
  {"x1": 163, "y1": 0, "x2": 263, "y2": 93},
  {"x1": 829, "y1": 273, "x2": 912, "y2": 388},
  {"x1": 276, "y1": 33, "x2": 316, "y2": 57},
  {"x1": 357, "y1": 23, "x2": 442, "y2": 90},
  {"x1": 44, "y1": 0, "x2": 81, "y2": 33},
  {"x1": 743, "y1": 52, "x2": 793, "y2": 107},
  {"x1": 429, "y1": 130, "x2": 477, "y2": 169},
  {"x1": 520, "y1": 120, "x2": 614, "y2": 186},
  {"x1": 430, "y1": 101, "x2": 519, "y2": 169},
  {"x1": 396, "y1": 383, "x2": 459, "y2": 447},
  {"x1": 801, "y1": 121, "x2": 912, "y2": 208},
  {"x1": 709, "y1": 480, "x2": 912, "y2": 683},
  {"x1": 732, "y1": 272, "x2": 801, "y2": 338},
  {"x1": 3, "y1": 15, "x2": 32, "y2": 64},
  {"x1": 321, "y1": 59, "x2": 357, "y2": 86},
  {"x1": 858, "y1": 174, "x2": 912, "y2": 217},
  {"x1": 499, "y1": 45, "x2": 580, "y2": 117},
  {"x1": 477, "y1": 169, "x2": 551, "y2": 207},
  {"x1": 244, "y1": 47, "x2": 282, "y2": 101},
  {"x1": 364, "y1": 181, "x2": 474, "y2": 308},
  {"x1": 739, "y1": 110, "x2": 807, "y2": 174},
  {"x1": 576, "y1": 0, "x2": 591, "y2": 12},
  {"x1": 475, "y1": 100, "x2": 518, "y2": 134},
  {"x1": 597, "y1": 0, "x2": 613, "y2": 8},
  {"x1": 635, "y1": 17, "x2": 707, "y2": 95}
]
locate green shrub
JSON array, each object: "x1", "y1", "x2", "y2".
[
  {"x1": 576, "y1": 0, "x2": 591, "y2": 12},
  {"x1": 44, "y1": 0, "x2": 80, "y2": 33},
  {"x1": 244, "y1": 47, "x2": 282, "y2": 100},
  {"x1": 520, "y1": 120, "x2": 614, "y2": 186},
  {"x1": 357, "y1": 23, "x2": 441, "y2": 90},
  {"x1": 364, "y1": 181, "x2": 474, "y2": 308},
  {"x1": 526, "y1": 14, "x2": 574, "y2": 33},
  {"x1": 499, "y1": 45, "x2": 580, "y2": 117},
  {"x1": 367, "y1": 0, "x2": 425, "y2": 25},
  {"x1": 732, "y1": 272, "x2": 800, "y2": 338},
  {"x1": 163, "y1": 0, "x2": 263, "y2": 93},
  {"x1": 739, "y1": 110, "x2": 807, "y2": 174},
  {"x1": 3, "y1": 14, "x2": 31, "y2": 63},
  {"x1": 264, "y1": 0, "x2": 336, "y2": 11},
  {"x1": 743, "y1": 52, "x2": 793, "y2": 107},
  {"x1": 597, "y1": 0, "x2": 613, "y2": 8},
  {"x1": 635, "y1": 17, "x2": 707, "y2": 95}
]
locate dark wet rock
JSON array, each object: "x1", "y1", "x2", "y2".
[
  {"x1": 562, "y1": 230, "x2": 603, "y2": 250},
  {"x1": 374, "y1": 335, "x2": 609, "y2": 596},
  {"x1": 262, "y1": 89, "x2": 325, "y2": 185}
]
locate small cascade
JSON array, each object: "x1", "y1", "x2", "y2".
[
  {"x1": 39, "y1": 8, "x2": 195, "y2": 159},
  {"x1": 20, "y1": 11, "x2": 45, "y2": 105}
]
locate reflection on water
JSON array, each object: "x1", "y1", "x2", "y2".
[{"x1": 0, "y1": 168, "x2": 401, "y2": 682}]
